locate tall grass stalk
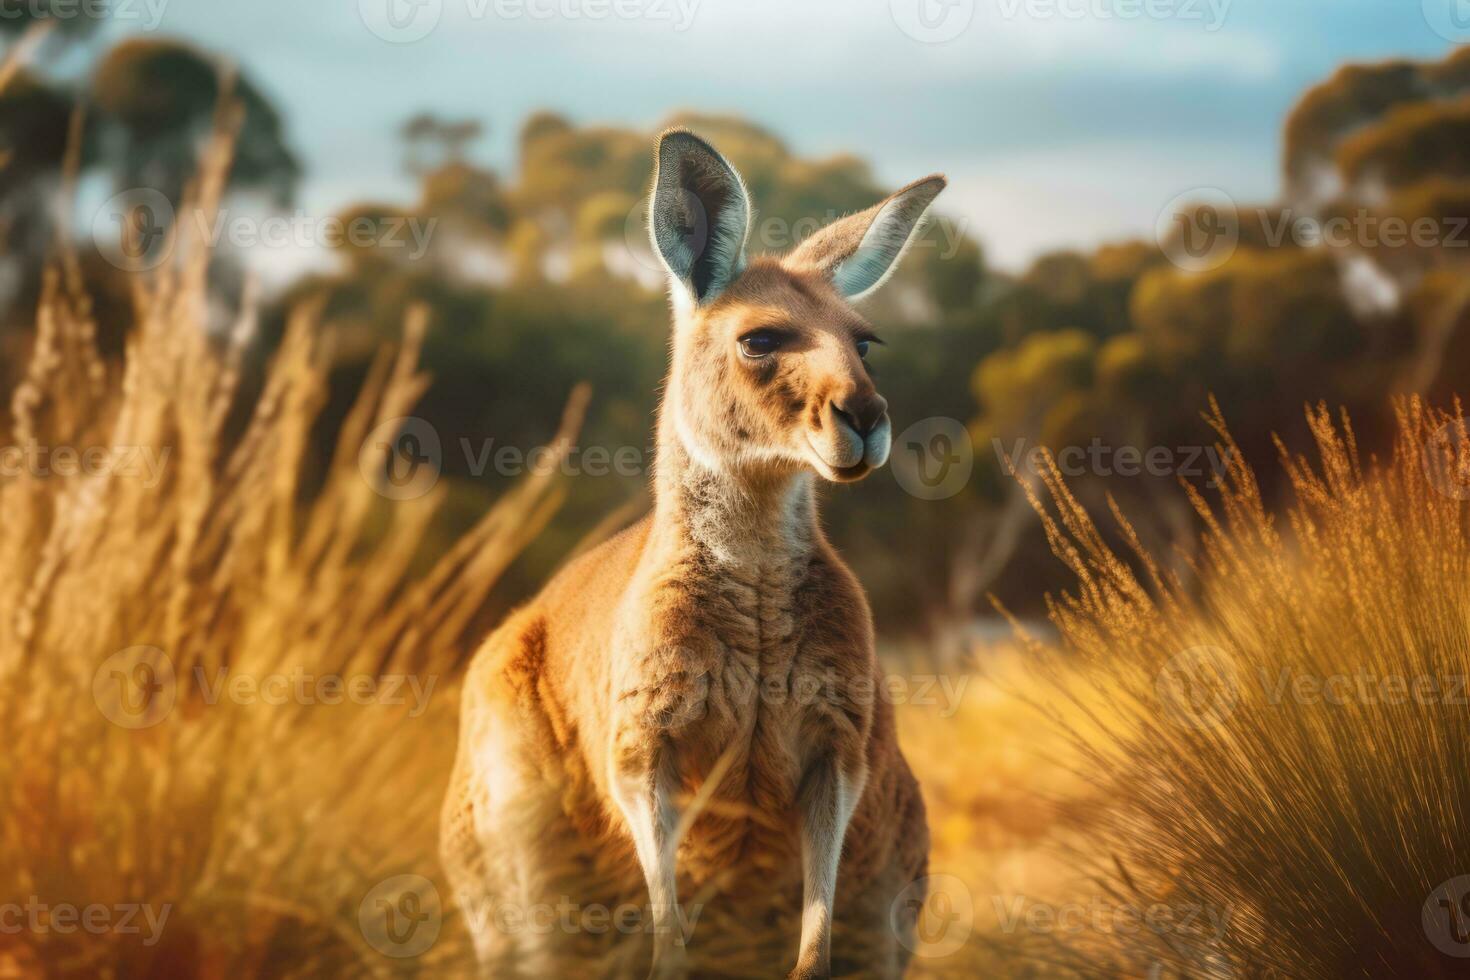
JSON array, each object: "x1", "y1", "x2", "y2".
[
  {"x1": 0, "y1": 106, "x2": 584, "y2": 978},
  {"x1": 1020, "y1": 399, "x2": 1470, "y2": 978}
]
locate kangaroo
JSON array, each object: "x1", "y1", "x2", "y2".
[{"x1": 441, "y1": 129, "x2": 945, "y2": 979}]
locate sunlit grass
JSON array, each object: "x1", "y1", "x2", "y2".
[
  {"x1": 0, "y1": 117, "x2": 580, "y2": 978},
  {"x1": 7, "y1": 97, "x2": 1470, "y2": 980},
  {"x1": 901, "y1": 399, "x2": 1470, "y2": 979}
]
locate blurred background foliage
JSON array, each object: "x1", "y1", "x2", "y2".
[{"x1": 8, "y1": 28, "x2": 1470, "y2": 647}]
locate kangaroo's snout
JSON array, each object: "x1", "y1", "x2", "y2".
[
  {"x1": 809, "y1": 388, "x2": 892, "y2": 481},
  {"x1": 832, "y1": 391, "x2": 888, "y2": 439}
]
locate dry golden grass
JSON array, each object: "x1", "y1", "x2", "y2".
[
  {"x1": 0, "y1": 119, "x2": 584, "y2": 978},
  {"x1": 8, "y1": 96, "x2": 1470, "y2": 980},
  {"x1": 892, "y1": 646, "x2": 1097, "y2": 979},
  {"x1": 897, "y1": 399, "x2": 1470, "y2": 978},
  {"x1": 1041, "y1": 400, "x2": 1470, "y2": 978}
]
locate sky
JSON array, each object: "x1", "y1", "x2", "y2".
[{"x1": 90, "y1": 0, "x2": 1466, "y2": 271}]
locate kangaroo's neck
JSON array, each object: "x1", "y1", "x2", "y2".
[{"x1": 651, "y1": 408, "x2": 818, "y2": 570}]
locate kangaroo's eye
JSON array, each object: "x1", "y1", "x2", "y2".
[
  {"x1": 856, "y1": 340, "x2": 870, "y2": 359},
  {"x1": 739, "y1": 331, "x2": 781, "y2": 359}
]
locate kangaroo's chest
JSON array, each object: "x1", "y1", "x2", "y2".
[
  {"x1": 623, "y1": 560, "x2": 868, "y2": 881},
  {"x1": 684, "y1": 554, "x2": 824, "y2": 713}
]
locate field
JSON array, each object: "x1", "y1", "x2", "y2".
[{"x1": 6, "y1": 115, "x2": 1470, "y2": 980}]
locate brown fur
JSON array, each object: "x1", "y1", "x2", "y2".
[{"x1": 442, "y1": 132, "x2": 944, "y2": 979}]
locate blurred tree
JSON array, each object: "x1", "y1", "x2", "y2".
[
  {"x1": 20, "y1": 38, "x2": 1470, "y2": 639},
  {"x1": 1284, "y1": 48, "x2": 1470, "y2": 399},
  {"x1": 0, "y1": 0, "x2": 102, "y2": 54},
  {"x1": 272, "y1": 111, "x2": 987, "y2": 627},
  {"x1": 0, "y1": 71, "x2": 88, "y2": 268},
  {"x1": 1283, "y1": 48, "x2": 1470, "y2": 204},
  {"x1": 402, "y1": 113, "x2": 483, "y2": 175},
  {"x1": 0, "y1": 35, "x2": 300, "y2": 338},
  {"x1": 968, "y1": 236, "x2": 1398, "y2": 610},
  {"x1": 422, "y1": 162, "x2": 510, "y2": 234},
  {"x1": 91, "y1": 39, "x2": 299, "y2": 205},
  {"x1": 1130, "y1": 250, "x2": 1381, "y2": 448}
]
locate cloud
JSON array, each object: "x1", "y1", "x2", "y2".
[
  {"x1": 101, "y1": 0, "x2": 1461, "y2": 269},
  {"x1": 939, "y1": 139, "x2": 1276, "y2": 270}
]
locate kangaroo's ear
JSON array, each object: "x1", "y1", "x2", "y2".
[
  {"x1": 787, "y1": 175, "x2": 947, "y2": 301},
  {"x1": 648, "y1": 129, "x2": 751, "y2": 309}
]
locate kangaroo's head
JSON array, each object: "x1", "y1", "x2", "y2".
[{"x1": 649, "y1": 129, "x2": 946, "y2": 484}]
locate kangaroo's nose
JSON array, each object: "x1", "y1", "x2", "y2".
[{"x1": 832, "y1": 393, "x2": 888, "y2": 437}]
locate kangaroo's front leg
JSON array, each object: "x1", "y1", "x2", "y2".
[
  {"x1": 611, "y1": 739, "x2": 687, "y2": 979},
  {"x1": 791, "y1": 753, "x2": 865, "y2": 980}
]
